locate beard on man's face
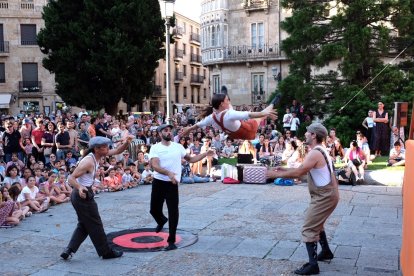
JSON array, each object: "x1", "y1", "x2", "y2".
[{"x1": 162, "y1": 134, "x2": 172, "y2": 141}]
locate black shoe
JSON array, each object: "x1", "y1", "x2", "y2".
[
  {"x1": 102, "y1": 249, "x2": 123, "y2": 259},
  {"x1": 155, "y1": 218, "x2": 168, "y2": 233},
  {"x1": 317, "y1": 250, "x2": 334, "y2": 261},
  {"x1": 294, "y1": 262, "x2": 319, "y2": 275},
  {"x1": 60, "y1": 247, "x2": 73, "y2": 260},
  {"x1": 163, "y1": 243, "x2": 177, "y2": 251}
]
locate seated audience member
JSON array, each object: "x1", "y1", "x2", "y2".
[
  {"x1": 20, "y1": 168, "x2": 34, "y2": 187},
  {"x1": 358, "y1": 133, "x2": 375, "y2": 163},
  {"x1": 3, "y1": 165, "x2": 22, "y2": 189},
  {"x1": 181, "y1": 160, "x2": 210, "y2": 184},
  {"x1": 140, "y1": 162, "x2": 154, "y2": 184},
  {"x1": 6, "y1": 152, "x2": 25, "y2": 172},
  {"x1": 129, "y1": 163, "x2": 142, "y2": 184},
  {"x1": 8, "y1": 184, "x2": 31, "y2": 219},
  {"x1": 104, "y1": 168, "x2": 123, "y2": 192},
  {"x1": 221, "y1": 138, "x2": 236, "y2": 158},
  {"x1": 259, "y1": 137, "x2": 274, "y2": 161},
  {"x1": 238, "y1": 140, "x2": 257, "y2": 163},
  {"x1": 134, "y1": 151, "x2": 146, "y2": 173},
  {"x1": 39, "y1": 172, "x2": 69, "y2": 205},
  {"x1": 17, "y1": 176, "x2": 50, "y2": 213},
  {"x1": 55, "y1": 174, "x2": 72, "y2": 196},
  {"x1": 281, "y1": 141, "x2": 297, "y2": 165},
  {"x1": 344, "y1": 141, "x2": 367, "y2": 183},
  {"x1": 121, "y1": 167, "x2": 135, "y2": 188},
  {"x1": 387, "y1": 141, "x2": 405, "y2": 167},
  {"x1": 45, "y1": 154, "x2": 59, "y2": 170},
  {"x1": 0, "y1": 186, "x2": 23, "y2": 227},
  {"x1": 119, "y1": 150, "x2": 134, "y2": 167},
  {"x1": 64, "y1": 151, "x2": 77, "y2": 168},
  {"x1": 332, "y1": 138, "x2": 345, "y2": 162}
]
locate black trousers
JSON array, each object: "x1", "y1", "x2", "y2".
[
  {"x1": 150, "y1": 178, "x2": 179, "y2": 243},
  {"x1": 67, "y1": 187, "x2": 111, "y2": 256}
]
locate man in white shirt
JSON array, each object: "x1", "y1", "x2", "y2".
[{"x1": 149, "y1": 124, "x2": 214, "y2": 251}]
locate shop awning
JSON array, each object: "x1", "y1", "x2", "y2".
[{"x1": 0, "y1": 93, "x2": 12, "y2": 109}]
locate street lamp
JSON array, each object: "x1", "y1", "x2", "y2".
[{"x1": 160, "y1": 0, "x2": 175, "y2": 124}]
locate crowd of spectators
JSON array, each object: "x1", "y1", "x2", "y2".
[{"x1": 0, "y1": 99, "x2": 406, "y2": 227}]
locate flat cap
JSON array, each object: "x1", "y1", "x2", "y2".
[
  {"x1": 89, "y1": 136, "x2": 112, "y2": 149},
  {"x1": 307, "y1": 123, "x2": 328, "y2": 139},
  {"x1": 157, "y1": 124, "x2": 173, "y2": 132}
]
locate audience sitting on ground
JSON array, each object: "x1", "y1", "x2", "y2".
[
  {"x1": 238, "y1": 140, "x2": 257, "y2": 164},
  {"x1": 181, "y1": 159, "x2": 210, "y2": 184},
  {"x1": 121, "y1": 166, "x2": 136, "y2": 188},
  {"x1": 17, "y1": 176, "x2": 49, "y2": 213},
  {"x1": 331, "y1": 138, "x2": 345, "y2": 163},
  {"x1": 344, "y1": 141, "x2": 367, "y2": 183},
  {"x1": 39, "y1": 172, "x2": 69, "y2": 205},
  {"x1": 104, "y1": 168, "x2": 123, "y2": 192},
  {"x1": 387, "y1": 141, "x2": 405, "y2": 167},
  {"x1": 140, "y1": 162, "x2": 154, "y2": 185},
  {"x1": 3, "y1": 165, "x2": 22, "y2": 189},
  {"x1": 221, "y1": 138, "x2": 236, "y2": 158},
  {"x1": 282, "y1": 140, "x2": 297, "y2": 165}
]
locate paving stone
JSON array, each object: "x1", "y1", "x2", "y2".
[{"x1": 334, "y1": 245, "x2": 361, "y2": 259}]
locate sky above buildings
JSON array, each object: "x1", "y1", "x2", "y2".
[{"x1": 174, "y1": 0, "x2": 201, "y2": 22}]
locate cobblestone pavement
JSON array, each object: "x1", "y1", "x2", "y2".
[{"x1": 0, "y1": 182, "x2": 402, "y2": 275}]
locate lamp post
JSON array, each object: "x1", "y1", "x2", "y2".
[{"x1": 160, "y1": 0, "x2": 175, "y2": 124}]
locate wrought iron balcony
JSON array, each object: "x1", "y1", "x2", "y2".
[
  {"x1": 20, "y1": 2, "x2": 34, "y2": 9},
  {"x1": 173, "y1": 26, "x2": 184, "y2": 37},
  {"x1": 175, "y1": 71, "x2": 184, "y2": 81},
  {"x1": 191, "y1": 74, "x2": 204, "y2": 84},
  {"x1": 174, "y1": 49, "x2": 184, "y2": 59},
  {"x1": 0, "y1": 41, "x2": 9, "y2": 53},
  {"x1": 0, "y1": 1, "x2": 8, "y2": 9},
  {"x1": 190, "y1": 33, "x2": 200, "y2": 43},
  {"x1": 21, "y1": 40, "x2": 37, "y2": 46},
  {"x1": 152, "y1": 85, "x2": 163, "y2": 96},
  {"x1": 202, "y1": 43, "x2": 282, "y2": 65},
  {"x1": 190, "y1": 54, "x2": 202, "y2": 64},
  {"x1": 19, "y1": 81, "x2": 42, "y2": 93}
]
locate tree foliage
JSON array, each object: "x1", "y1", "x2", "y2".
[
  {"x1": 278, "y1": 0, "x2": 414, "y2": 142},
  {"x1": 37, "y1": 0, "x2": 165, "y2": 113}
]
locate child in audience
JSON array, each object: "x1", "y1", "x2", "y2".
[
  {"x1": 129, "y1": 163, "x2": 142, "y2": 184},
  {"x1": 55, "y1": 174, "x2": 72, "y2": 196},
  {"x1": 141, "y1": 162, "x2": 154, "y2": 185},
  {"x1": 121, "y1": 167, "x2": 135, "y2": 189},
  {"x1": 34, "y1": 168, "x2": 43, "y2": 186},
  {"x1": 17, "y1": 176, "x2": 50, "y2": 213},
  {"x1": 104, "y1": 168, "x2": 123, "y2": 192},
  {"x1": 64, "y1": 151, "x2": 77, "y2": 168},
  {"x1": 39, "y1": 172, "x2": 69, "y2": 205}
]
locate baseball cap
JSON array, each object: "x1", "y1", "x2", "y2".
[
  {"x1": 88, "y1": 136, "x2": 112, "y2": 149},
  {"x1": 157, "y1": 124, "x2": 173, "y2": 132},
  {"x1": 24, "y1": 118, "x2": 31, "y2": 124},
  {"x1": 307, "y1": 123, "x2": 328, "y2": 139}
]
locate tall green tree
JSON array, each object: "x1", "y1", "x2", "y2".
[
  {"x1": 37, "y1": 0, "x2": 165, "y2": 114},
  {"x1": 278, "y1": 0, "x2": 414, "y2": 141}
]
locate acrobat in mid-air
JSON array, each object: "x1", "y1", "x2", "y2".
[{"x1": 181, "y1": 86, "x2": 280, "y2": 140}]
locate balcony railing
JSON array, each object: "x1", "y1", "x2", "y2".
[
  {"x1": 152, "y1": 85, "x2": 162, "y2": 96},
  {"x1": 21, "y1": 40, "x2": 37, "y2": 46},
  {"x1": 202, "y1": 43, "x2": 281, "y2": 65},
  {"x1": 175, "y1": 49, "x2": 184, "y2": 59},
  {"x1": 190, "y1": 33, "x2": 200, "y2": 43},
  {"x1": 190, "y1": 54, "x2": 202, "y2": 63},
  {"x1": 175, "y1": 72, "x2": 183, "y2": 81},
  {"x1": 19, "y1": 81, "x2": 42, "y2": 93},
  {"x1": 21, "y1": 2, "x2": 34, "y2": 9},
  {"x1": 0, "y1": 1, "x2": 8, "y2": 9},
  {"x1": 251, "y1": 90, "x2": 266, "y2": 104},
  {"x1": 191, "y1": 74, "x2": 204, "y2": 84},
  {"x1": 173, "y1": 26, "x2": 184, "y2": 37},
  {"x1": 0, "y1": 41, "x2": 9, "y2": 53}
]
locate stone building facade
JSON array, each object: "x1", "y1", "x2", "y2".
[
  {"x1": 0, "y1": 0, "x2": 60, "y2": 116},
  {"x1": 200, "y1": 0, "x2": 290, "y2": 106},
  {"x1": 141, "y1": 12, "x2": 210, "y2": 115}
]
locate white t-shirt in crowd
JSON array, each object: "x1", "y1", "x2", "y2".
[
  {"x1": 197, "y1": 109, "x2": 250, "y2": 132},
  {"x1": 283, "y1": 113, "x2": 292, "y2": 128},
  {"x1": 17, "y1": 186, "x2": 39, "y2": 202},
  {"x1": 290, "y1": 117, "x2": 300, "y2": 131},
  {"x1": 149, "y1": 142, "x2": 187, "y2": 182}
]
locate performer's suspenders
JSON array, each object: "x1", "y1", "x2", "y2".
[{"x1": 212, "y1": 111, "x2": 232, "y2": 134}]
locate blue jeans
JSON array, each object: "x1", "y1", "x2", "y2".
[{"x1": 181, "y1": 176, "x2": 210, "y2": 184}]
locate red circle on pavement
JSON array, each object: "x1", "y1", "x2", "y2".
[{"x1": 112, "y1": 232, "x2": 182, "y2": 249}]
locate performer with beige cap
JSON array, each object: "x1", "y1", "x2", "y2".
[{"x1": 266, "y1": 122, "x2": 339, "y2": 275}]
